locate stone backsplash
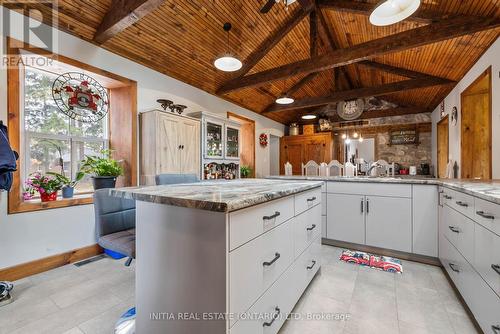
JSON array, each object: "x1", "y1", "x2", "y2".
[{"x1": 376, "y1": 130, "x2": 432, "y2": 169}]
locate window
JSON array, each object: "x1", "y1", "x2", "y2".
[{"x1": 22, "y1": 66, "x2": 109, "y2": 194}]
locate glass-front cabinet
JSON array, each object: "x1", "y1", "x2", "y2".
[
  {"x1": 205, "y1": 121, "x2": 223, "y2": 159},
  {"x1": 225, "y1": 126, "x2": 239, "y2": 159}
]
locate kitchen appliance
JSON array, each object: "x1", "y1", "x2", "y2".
[
  {"x1": 421, "y1": 163, "x2": 430, "y2": 175},
  {"x1": 409, "y1": 166, "x2": 417, "y2": 176}
]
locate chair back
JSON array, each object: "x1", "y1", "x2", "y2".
[
  {"x1": 302, "y1": 160, "x2": 319, "y2": 176},
  {"x1": 327, "y1": 160, "x2": 344, "y2": 176},
  {"x1": 155, "y1": 173, "x2": 199, "y2": 185},
  {"x1": 319, "y1": 162, "x2": 328, "y2": 177},
  {"x1": 344, "y1": 162, "x2": 357, "y2": 177},
  {"x1": 93, "y1": 189, "x2": 136, "y2": 239},
  {"x1": 284, "y1": 162, "x2": 293, "y2": 176}
]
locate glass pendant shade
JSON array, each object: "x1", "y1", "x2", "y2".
[
  {"x1": 214, "y1": 55, "x2": 242, "y2": 72},
  {"x1": 369, "y1": 0, "x2": 421, "y2": 26}
]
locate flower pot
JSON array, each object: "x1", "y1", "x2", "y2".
[
  {"x1": 92, "y1": 176, "x2": 117, "y2": 190},
  {"x1": 40, "y1": 191, "x2": 58, "y2": 202},
  {"x1": 62, "y1": 186, "x2": 74, "y2": 198}
]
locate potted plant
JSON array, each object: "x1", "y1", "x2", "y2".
[
  {"x1": 77, "y1": 150, "x2": 124, "y2": 190},
  {"x1": 240, "y1": 165, "x2": 252, "y2": 178},
  {"x1": 47, "y1": 172, "x2": 84, "y2": 198},
  {"x1": 23, "y1": 172, "x2": 64, "y2": 202}
]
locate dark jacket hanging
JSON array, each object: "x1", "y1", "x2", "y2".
[{"x1": 0, "y1": 121, "x2": 19, "y2": 191}]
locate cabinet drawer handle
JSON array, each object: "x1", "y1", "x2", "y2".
[
  {"x1": 307, "y1": 260, "x2": 317, "y2": 270},
  {"x1": 444, "y1": 195, "x2": 452, "y2": 200},
  {"x1": 263, "y1": 211, "x2": 280, "y2": 220},
  {"x1": 306, "y1": 224, "x2": 317, "y2": 231},
  {"x1": 492, "y1": 325, "x2": 500, "y2": 333},
  {"x1": 448, "y1": 263, "x2": 460, "y2": 273},
  {"x1": 307, "y1": 196, "x2": 317, "y2": 202},
  {"x1": 366, "y1": 199, "x2": 369, "y2": 214},
  {"x1": 448, "y1": 226, "x2": 460, "y2": 233},
  {"x1": 476, "y1": 211, "x2": 495, "y2": 220},
  {"x1": 263, "y1": 253, "x2": 281, "y2": 267},
  {"x1": 492, "y1": 264, "x2": 500, "y2": 275},
  {"x1": 361, "y1": 198, "x2": 364, "y2": 213},
  {"x1": 262, "y1": 307, "x2": 281, "y2": 327},
  {"x1": 455, "y1": 201, "x2": 468, "y2": 207}
]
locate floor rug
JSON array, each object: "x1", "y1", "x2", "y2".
[{"x1": 339, "y1": 249, "x2": 403, "y2": 273}]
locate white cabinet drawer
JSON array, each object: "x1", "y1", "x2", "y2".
[
  {"x1": 440, "y1": 236, "x2": 467, "y2": 291},
  {"x1": 474, "y1": 224, "x2": 500, "y2": 297},
  {"x1": 294, "y1": 236, "x2": 321, "y2": 299},
  {"x1": 294, "y1": 204, "x2": 322, "y2": 258},
  {"x1": 327, "y1": 182, "x2": 411, "y2": 198},
  {"x1": 230, "y1": 265, "x2": 296, "y2": 334},
  {"x1": 295, "y1": 188, "x2": 322, "y2": 216},
  {"x1": 229, "y1": 196, "x2": 294, "y2": 251},
  {"x1": 229, "y1": 219, "x2": 294, "y2": 326},
  {"x1": 474, "y1": 197, "x2": 500, "y2": 237},
  {"x1": 442, "y1": 205, "x2": 474, "y2": 263},
  {"x1": 445, "y1": 189, "x2": 475, "y2": 219}
]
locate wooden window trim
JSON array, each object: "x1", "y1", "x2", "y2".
[{"x1": 7, "y1": 38, "x2": 137, "y2": 214}]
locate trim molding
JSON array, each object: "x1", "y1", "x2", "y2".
[
  {"x1": 322, "y1": 238, "x2": 440, "y2": 266},
  {"x1": 0, "y1": 244, "x2": 103, "y2": 281}
]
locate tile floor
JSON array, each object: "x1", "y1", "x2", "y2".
[{"x1": 0, "y1": 245, "x2": 478, "y2": 334}]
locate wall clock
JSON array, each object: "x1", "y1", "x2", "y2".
[
  {"x1": 337, "y1": 99, "x2": 364, "y2": 120},
  {"x1": 52, "y1": 72, "x2": 109, "y2": 123}
]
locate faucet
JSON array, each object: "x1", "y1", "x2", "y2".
[{"x1": 367, "y1": 163, "x2": 381, "y2": 176}]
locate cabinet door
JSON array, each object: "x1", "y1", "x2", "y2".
[
  {"x1": 179, "y1": 120, "x2": 200, "y2": 175},
  {"x1": 327, "y1": 194, "x2": 365, "y2": 244},
  {"x1": 280, "y1": 141, "x2": 303, "y2": 175},
  {"x1": 225, "y1": 125, "x2": 239, "y2": 159},
  {"x1": 158, "y1": 114, "x2": 181, "y2": 173},
  {"x1": 304, "y1": 138, "x2": 327, "y2": 163},
  {"x1": 204, "y1": 120, "x2": 223, "y2": 159},
  {"x1": 365, "y1": 196, "x2": 412, "y2": 252}
]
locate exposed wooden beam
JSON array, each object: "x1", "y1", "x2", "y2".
[
  {"x1": 217, "y1": 15, "x2": 499, "y2": 94},
  {"x1": 329, "y1": 106, "x2": 430, "y2": 122},
  {"x1": 263, "y1": 76, "x2": 455, "y2": 113},
  {"x1": 94, "y1": 0, "x2": 165, "y2": 44},
  {"x1": 318, "y1": 0, "x2": 447, "y2": 24},
  {"x1": 233, "y1": 7, "x2": 312, "y2": 77},
  {"x1": 297, "y1": 0, "x2": 316, "y2": 10},
  {"x1": 310, "y1": 10, "x2": 318, "y2": 57},
  {"x1": 358, "y1": 61, "x2": 450, "y2": 80}
]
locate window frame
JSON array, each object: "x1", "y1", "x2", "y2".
[{"x1": 7, "y1": 38, "x2": 138, "y2": 214}]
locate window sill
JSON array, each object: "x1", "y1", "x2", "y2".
[{"x1": 9, "y1": 194, "x2": 93, "y2": 214}]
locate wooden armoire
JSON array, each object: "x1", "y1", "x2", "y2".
[
  {"x1": 140, "y1": 110, "x2": 200, "y2": 185},
  {"x1": 279, "y1": 132, "x2": 333, "y2": 175}
]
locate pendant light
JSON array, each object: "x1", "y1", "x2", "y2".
[
  {"x1": 214, "y1": 23, "x2": 242, "y2": 72},
  {"x1": 359, "y1": 135, "x2": 364, "y2": 143},
  {"x1": 276, "y1": 79, "x2": 294, "y2": 105},
  {"x1": 301, "y1": 114, "x2": 317, "y2": 120},
  {"x1": 369, "y1": 0, "x2": 421, "y2": 26}
]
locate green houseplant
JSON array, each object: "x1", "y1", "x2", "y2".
[
  {"x1": 46, "y1": 172, "x2": 84, "y2": 198},
  {"x1": 77, "y1": 150, "x2": 124, "y2": 190},
  {"x1": 240, "y1": 165, "x2": 252, "y2": 178},
  {"x1": 23, "y1": 172, "x2": 65, "y2": 202}
]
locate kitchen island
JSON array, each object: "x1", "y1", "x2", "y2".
[{"x1": 111, "y1": 179, "x2": 323, "y2": 334}]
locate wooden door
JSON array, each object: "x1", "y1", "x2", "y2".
[
  {"x1": 179, "y1": 119, "x2": 200, "y2": 176},
  {"x1": 461, "y1": 67, "x2": 492, "y2": 179},
  {"x1": 365, "y1": 196, "x2": 412, "y2": 252},
  {"x1": 437, "y1": 115, "x2": 449, "y2": 178},
  {"x1": 158, "y1": 113, "x2": 181, "y2": 173},
  {"x1": 304, "y1": 138, "x2": 326, "y2": 163},
  {"x1": 280, "y1": 139, "x2": 303, "y2": 175},
  {"x1": 327, "y1": 194, "x2": 366, "y2": 244}
]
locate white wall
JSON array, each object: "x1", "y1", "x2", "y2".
[
  {"x1": 431, "y1": 37, "x2": 500, "y2": 178},
  {"x1": 0, "y1": 8, "x2": 284, "y2": 269}
]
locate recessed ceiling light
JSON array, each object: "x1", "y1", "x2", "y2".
[
  {"x1": 369, "y1": 0, "x2": 421, "y2": 26},
  {"x1": 214, "y1": 56, "x2": 242, "y2": 72},
  {"x1": 276, "y1": 96, "x2": 295, "y2": 105},
  {"x1": 301, "y1": 114, "x2": 317, "y2": 120}
]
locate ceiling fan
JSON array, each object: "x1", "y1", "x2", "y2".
[{"x1": 260, "y1": 0, "x2": 297, "y2": 14}]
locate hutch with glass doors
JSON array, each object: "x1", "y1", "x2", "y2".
[{"x1": 190, "y1": 111, "x2": 241, "y2": 180}]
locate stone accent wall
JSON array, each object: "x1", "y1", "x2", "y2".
[{"x1": 376, "y1": 130, "x2": 432, "y2": 169}]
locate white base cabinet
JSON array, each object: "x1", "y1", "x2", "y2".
[{"x1": 327, "y1": 193, "x2": 365, "y2": 244}]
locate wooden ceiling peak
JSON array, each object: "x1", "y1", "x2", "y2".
[
  {"x1": 217, "y1": 14, "x2": 499, "y2": 95},
  {"x1": 94, "y1": 0, "x2": 165, "y2": 44}
]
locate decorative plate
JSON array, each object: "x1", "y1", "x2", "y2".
[
  {"x1": 337, "y1": 99, "x2": 364, "y2": 120},
  {"x1": 52, "y1": 72, "x2": 109, "y2": 123}
]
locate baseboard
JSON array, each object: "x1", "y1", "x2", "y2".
[
  {"x1": 0, "y1": 244, "x2": 103, "y2": 281},
  {"x1": 322, "y1": 238, "x2": 441, "y2": 266}
]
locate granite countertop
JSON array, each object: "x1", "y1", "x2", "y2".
[
  {"x1": 267, "y1": 175, "x2": 500, "y2": 205},
  {"x1": 110, "y1": 179, "x2": 323, "y2": 212}
]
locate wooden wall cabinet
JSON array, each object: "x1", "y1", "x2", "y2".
[
  {"x1": 280, "y1": 133, "x2": 333, "y2": 175},
  {"x1": 140, "y1": 110, "x2": 200, "y2": 185}
]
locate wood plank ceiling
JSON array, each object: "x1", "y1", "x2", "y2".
[{"x1": 4, "y1": 0, "x2": 499, "y2": 125}]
